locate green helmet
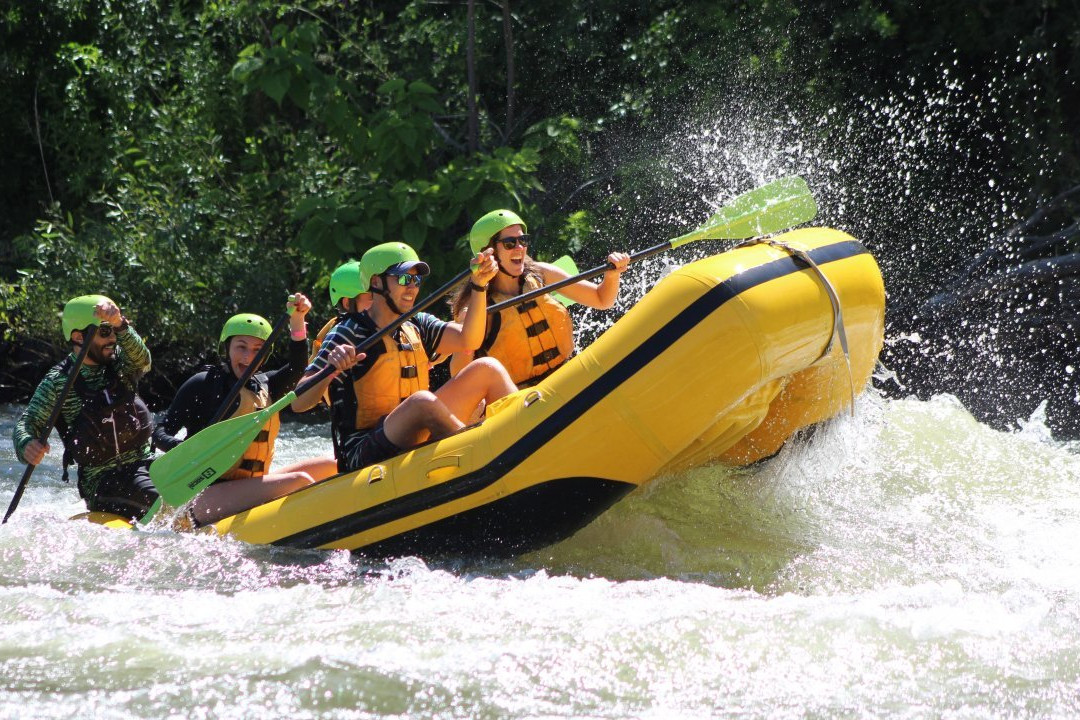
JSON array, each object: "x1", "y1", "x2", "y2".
[
  {"x1": 62, "y1": 294, "x2": 113, "y2": 340},
  {"x1": 359, "y1": 242, "x2": 430, "y2": 287},
  {"x1": 469, "y1": 209, "x2": 527, "y2": 254},
  {"x1": 219, "y1": 313, "x2": 272, "y2": 343},
  {"x1": 329, "y1": 260, "x2": 364, "y2": 308}
]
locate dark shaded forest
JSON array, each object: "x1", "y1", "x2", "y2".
[{"x1": 1, "y1": 1, "x2": 1078, "y2": 435}]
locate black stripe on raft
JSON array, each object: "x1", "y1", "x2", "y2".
[{"x1": 276, "y1": 240, "x2": 870, "y2": 550}]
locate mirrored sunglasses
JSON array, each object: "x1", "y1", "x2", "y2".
[{"x1": 390, "y1": 273, "x2": 423, "y2": 288}]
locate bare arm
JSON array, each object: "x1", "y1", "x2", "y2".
[
  {"x1": 537, "y1": 252, "x2": 630, "y2": 309},
  {"x1": 291, "y1": 343, "x2": 363, "y2": 413},
  {"x1": 436, "y1": 250, "x2": 498, "y2": 355}
]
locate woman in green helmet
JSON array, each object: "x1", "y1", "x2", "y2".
[
  {"x1": 153, "y1": 293, "x2": 335, "y2": 525},
  {"x1": 12, "y1": 295, "x2": 159, "y2": 519},
  {"x1": 449, "y1": 209, "x2": 630, "y2": 387},
  {"x1": 292, "y1": 241, "x2": 517, "y2": 472}
]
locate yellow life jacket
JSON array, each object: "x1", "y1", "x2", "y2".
[
  {"x1": 306, "y1": 317, "x2": 340, "y2": 406},
  {"x1": 219, "y1": 382, "x2": 279, "y2": 481},
  {"x1": 310, "y1": 317, "x2": 339, "y2": 364},
  {"x1": 482, "y1": 273, "x2": 574, "y2": 387},
  {"x1": 348, "y1": 322, "x2": 430, "y2": 432}
]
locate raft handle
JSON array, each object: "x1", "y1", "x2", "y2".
[
  {"x1": 743, "y1": 237, "x2": 856, "y2": 416},
  {"x1": 523, "y1": 390, "x2": 542, "y2": 407},
  {"x1": 366, "y1": 465, "x2": 385, "y2": 484}
]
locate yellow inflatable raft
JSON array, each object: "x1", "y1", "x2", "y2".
[{"x1": 196, "y1": 226, "x2": 884, "y2": 557}]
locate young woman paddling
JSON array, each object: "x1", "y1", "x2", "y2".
[
  {"x1": 448, "y1": 209, "x2": 630, "y2": 387},
  {"x1": 152, "y1": 294, "x2": 335, "y2": 525}
]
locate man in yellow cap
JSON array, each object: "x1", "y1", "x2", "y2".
[{"x1": 12, "y1": 295, "x2": 158, "y2": 519}]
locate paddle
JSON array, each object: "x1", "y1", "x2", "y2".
[
  {"x1": 141, "y1": 391, "x2": 298, "y2": 523},
  {"x1": 486, "y1": 175, "x2": 818, "y2": 314},
  {"x1": 4, "y1": 325, "x2": 99, "y2": 524},
  {"x1": 209, "y1": 304, "x2": 293, "y2": 426},
  {"x1": 293, "y1": 265, "x2": 477, "y2": 396},
  {"x1": 138, "y1": 297, "x2": 295, "y2": 523},
  {"x1": 550, "y1": 255, "x2": 578, "y2": 307}
]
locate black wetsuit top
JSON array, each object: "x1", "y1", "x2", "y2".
[{"x1": 152, "y1": 338, "x2": 308, "y2": 450}]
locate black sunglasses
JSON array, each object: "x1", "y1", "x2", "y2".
[
  {"x1": 496, "y1": 234, "x2": 531, "y2": 251},
  {"x1": 92, "y1": 324, "x2": 114, "y2": 339}
]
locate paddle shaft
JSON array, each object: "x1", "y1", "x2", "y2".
[
  {"x1": 3, "y1": 324, "x2": 99, "y2": 524},
  {"x1": 486, "y1": 241, "x2": 669, "y2": 314},
  {"x1": 209, "y1": 312, "x2": 292, "y2": 425},
  {"x1": 486, "y1": 175, "x2": 817, "y2": 314},
  {"x1": 295, "y1": 266, "x2": 474, "y2": 395}
]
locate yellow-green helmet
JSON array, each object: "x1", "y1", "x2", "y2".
[
  {"x1": 219, "y1": 313, "x2": 272, "y2": 343},
  {"x1": 469, "y1": 209, "x2": 527, "y2": 254},
  {"x1": 328, "y1": 260, "x2": 364, "y2": 308},
  {"x1": 359, "y1": 242, "x2": 430, "y2": 286},
  {"x1": 62, "y1": 294, "x2": 113, "y2": 340}
]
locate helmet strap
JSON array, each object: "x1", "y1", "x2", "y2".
[{"x1": 373, "y1": 274, "x2": 404, "y2": 315}]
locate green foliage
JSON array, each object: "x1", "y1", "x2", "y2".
[
  {"x1": 1, "y1": 0, "x2": 1077, "y2": 403},
  {"x1": 227, "y1": 15, "x2": 555, "y2": 279}
]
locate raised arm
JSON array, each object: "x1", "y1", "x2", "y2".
[
  {"x1": 537, "y1": 252, "x2": 630, "y2": 310},
  {"x1": 435, "y1": 250, "x2": 498, "y2": 355}
]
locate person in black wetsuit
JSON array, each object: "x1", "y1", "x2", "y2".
[{"x1": 153, "y1": 293, "x2": 335, "y2": 525}]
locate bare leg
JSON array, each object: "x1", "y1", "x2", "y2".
[
  {"x1": 382, "y1": 359, "x2": 516, "y2": 451},
  {"x1": 383, "y1": 390, "x2": 463, "y2": 448},
  {"x1": 434, "y1": 357, "x2": 516, "y2": 421},
  {"x1": 276, "y1": 456, "x2": 338, "y2": 482},
  {"x1": 190, "y1": 471, "x2": 314, "y2": 525}
]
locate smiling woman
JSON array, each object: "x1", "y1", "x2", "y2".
[
  {"x1": 150, "y1": 293, "x2": 337, "y2": 526},
  {"x1": 448, "y1": 208, "x2": 630, "y2": 387}
]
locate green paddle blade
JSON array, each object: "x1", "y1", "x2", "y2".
[
  {"x1": 670, "y1": 175, "x2": 817, "y2": 248},
  {"x1": 149, "y1": 391, "x2": 296, "y2": 508},
  {"x1": 550, "y1": 255, "x2": 579, "y2": 307}
]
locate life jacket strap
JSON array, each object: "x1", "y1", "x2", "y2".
[
  {"x1": 239, "y1": 459, "x2": 265, "y2": 473},
  {"x1": 533, "y1": 347, "x2": 562, "y2": 366},
  {"x1": 525, "y1": 319, "x2": 551, "y2": 337}
]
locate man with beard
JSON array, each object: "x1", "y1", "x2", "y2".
[
  {"x1": 13, "y1": 295, "x2": 158, "y2": 519},
  {"x1": 291, "y1": 242, "x2": 516, "y2": 472}
]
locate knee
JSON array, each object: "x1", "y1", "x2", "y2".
[
  {"x1": 401, "y1": 390, "x2": 441, "y2": 416},
  {"x1": 291, "y1": 471, "x2": 315, "y2": 486},
  {"x1": 405, "y1": 389, "x2": 439, "y2": 406},
  {"x1": 466, "y1": 356, "x2": 509, "y2": 379}
]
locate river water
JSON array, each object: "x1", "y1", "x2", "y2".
[{"x1": 2, "y1": 390, "x2": 1079, "y2": 719}]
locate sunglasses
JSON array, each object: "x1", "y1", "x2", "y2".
[
  {"x1": 388, "y1": 273, "x2": 423, "y2": 288},
  {"x1": 93, "y1": 324, "x2": 115, "y2": 339},
  {"x1": 496, "y1": 234, "x2": 531, "y2": 251}
]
